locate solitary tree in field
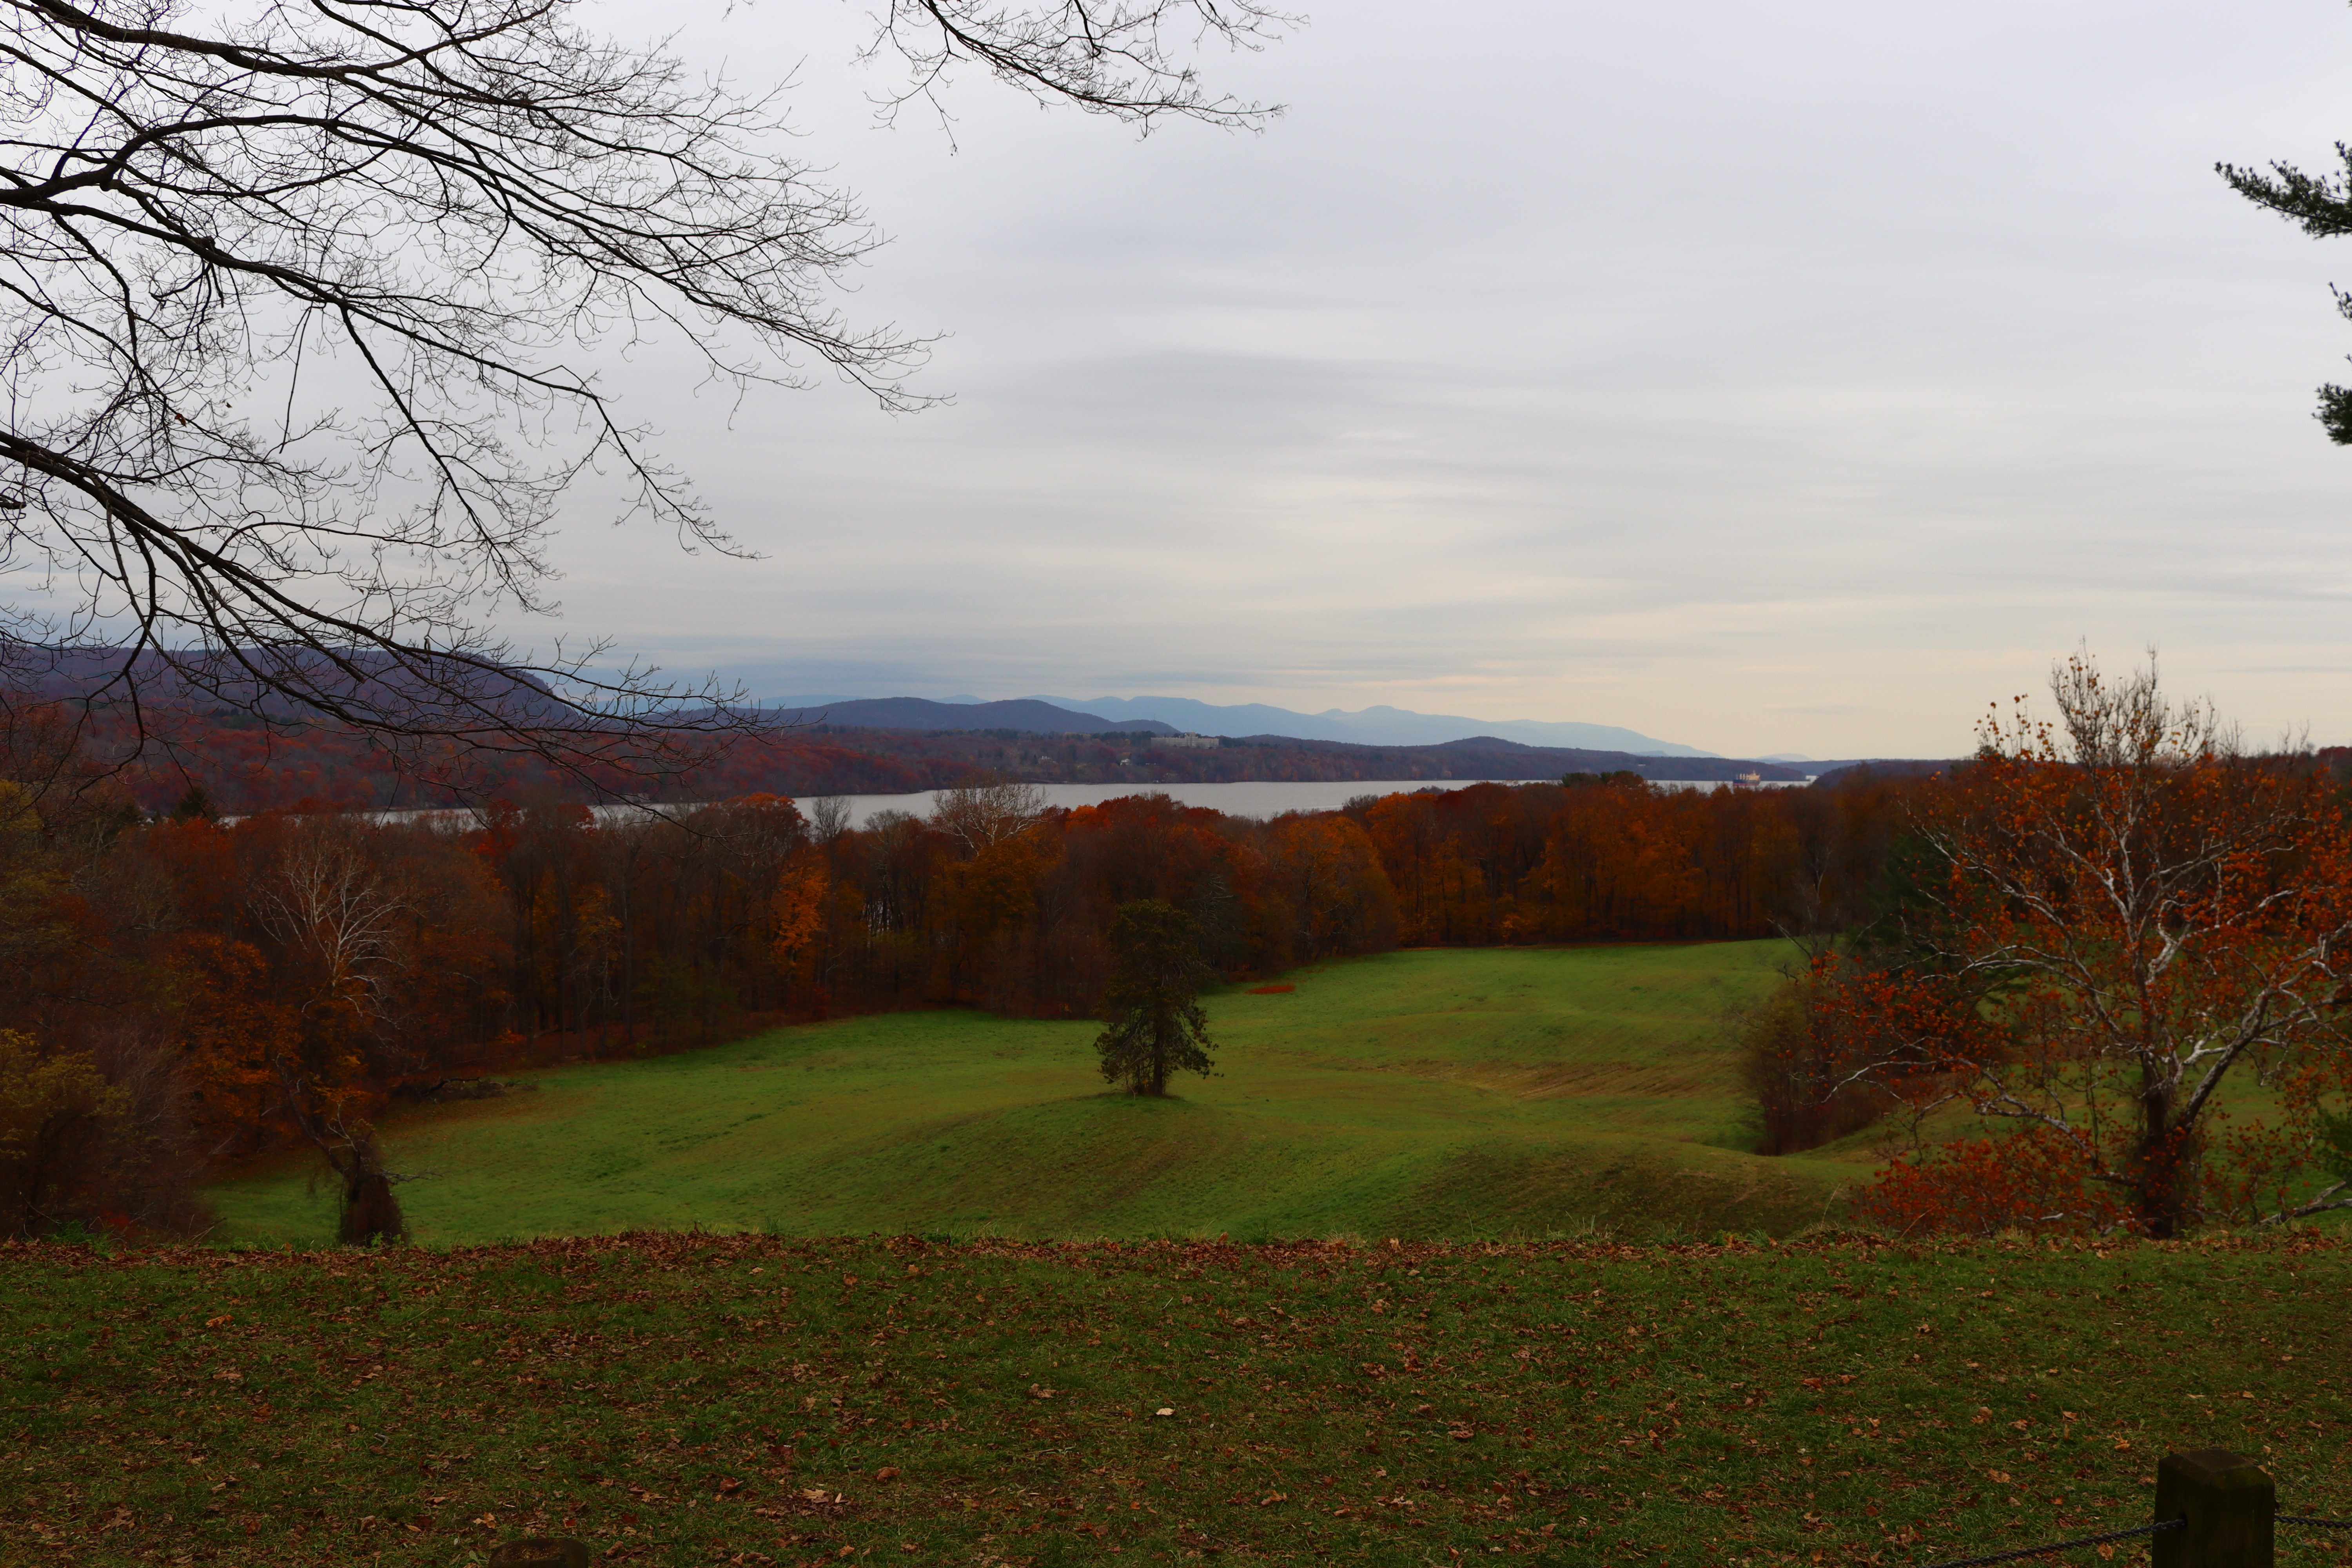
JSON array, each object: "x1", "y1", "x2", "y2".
[
  {"x1": 1839, "y1": 652, "x2": 2352, "y2": 1237},
  {"x1": 1095, "y1": 900, "x2": 1216, "y2": 1096}
]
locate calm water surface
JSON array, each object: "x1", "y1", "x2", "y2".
[
  {"x1": 819, "y1": 776, "x2": 1789, "y2": 829},
  {"x1": 828, "y1": 778, "x2": 1503, "y2": 829},
  {"x1": 361, "y1": 775, "x2": 1793, "y2": 831}
]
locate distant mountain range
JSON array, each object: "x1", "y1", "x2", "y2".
[
  {"x1": 18, "y1": 652, "x2": 1920, "y2": 781},
  {"x1": 756, "y1": 690, "x2": 1714, "y2": 756},
  {"x1": 764, "y1": 696, "x2": 1176, "y2": 736},
  {"x1": 1037, "y1": 696, "x2": 1717, "y2": 755}
]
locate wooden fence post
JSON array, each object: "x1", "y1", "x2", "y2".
[{"x1": 2155, "y1": 1450, "x2": 2275, "y2": 1568}]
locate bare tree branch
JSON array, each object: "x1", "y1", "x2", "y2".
[{"x1": 0, "y1": 0, "x2": 1291, "y2": 792}]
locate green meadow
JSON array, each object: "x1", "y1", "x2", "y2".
[{"x1": 208, "y1": 942, "x2": 1874, "y2": 1247}]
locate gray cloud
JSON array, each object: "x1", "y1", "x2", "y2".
[{"x1": 522, "y1": 0, "x2": 2352, "y2": 757}]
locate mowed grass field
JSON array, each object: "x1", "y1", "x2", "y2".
[
  {"x1": 209, "y1": 943, "x2": 1870, "y2": 1247},
  {"x1": 6, "y1": 1233, "x2": 2348, "y2": 1568}
]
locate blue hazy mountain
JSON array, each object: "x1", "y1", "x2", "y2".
[
  {"x1": 1027, "y1": 696, "x2": 1718, "y2": 757},
  {"x1": 764, "y1": 697, "x2": 1174, "y2": 735}
]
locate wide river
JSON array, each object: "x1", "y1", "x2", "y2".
[
  {"x1": 815, "y1": 776, "x2": 1787, "y2": 830},
  {"x1": 359, "y1": 776, "x2": 1794, "y2": 831},
  {"x1": 824, "y1": 778, "x2": 1502, "y2": 829}
]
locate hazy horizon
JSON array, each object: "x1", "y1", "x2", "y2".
[{"x1": 457, "y1": 2, "x2": 2352, "y2": 759}]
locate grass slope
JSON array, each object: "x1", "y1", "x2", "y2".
[
  {"x1": 6, "y1": 1234, "x2": 2348, "y2": 1568},
  {"x1": 210, "y1": 944, "x2": 1866, "y2": 1247}
]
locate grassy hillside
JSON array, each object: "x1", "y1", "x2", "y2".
[
  {"x1": 209, "y1": 943, "x2": 1869, "y2": 1247},
  {"x1": 6, "y1": 1234, "x2": 2347, "y2": 1568}
]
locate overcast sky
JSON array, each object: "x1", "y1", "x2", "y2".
[{"x1": 534, "y1": 0, "x2": 2352, "y2": 759}]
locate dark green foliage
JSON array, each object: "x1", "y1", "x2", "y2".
[
  {"x1": 1093, "y1": 900, "x2": 1215, "y2": 1096},
  {"x1": 2320, "y1": 381, "x2": 2352, "y2": 445},
  {"x1": 2219, "y1": 145, "x2": 2352, "y2": 442},
  {"x1": 2218, "y1": 147, "x2": 2352, "y2": 239},
  {"x1": 2319, "y1": 1104, "x2": 2352, "y2": 1185},
  {"x1": 1847, "y1": 825, "x2": 1964, "y2": 970}
]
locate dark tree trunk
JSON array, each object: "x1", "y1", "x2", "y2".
[
  {"x1": 2138, "y1": 1069, "x2": 2183, "y2": 1239},
  {"x1": 323, "y1": 1133, "x2": 405, "y2": 1246}
]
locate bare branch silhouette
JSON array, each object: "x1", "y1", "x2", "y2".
[{"x1": 0, "y1": 0, "x2": 1290, "y2": 793}]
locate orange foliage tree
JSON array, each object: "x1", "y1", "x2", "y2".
[
  {"x1": 1846, "y1": 654, "x2": 2352, "y2": 1237},
  {"x1": 1267, "y1": 813, "x2": 1397, "y2": 960}
]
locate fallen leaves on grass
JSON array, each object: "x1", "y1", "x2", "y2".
[{"x1": 1, "y1": 1231, "x2": 2346, "y2": 1568}]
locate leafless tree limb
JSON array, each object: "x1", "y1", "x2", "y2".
[{"x1": 0, "y1": 0, "x2": 1291, "y2": 791}]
